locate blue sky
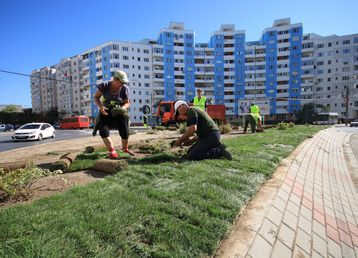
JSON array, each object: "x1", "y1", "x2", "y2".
[{"x1": 0, "y1": 0, "x2": 357, "y2": 108}]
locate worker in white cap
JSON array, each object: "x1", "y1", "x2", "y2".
[
  {"x1": 173, "y1": 100, "x2": 232, "y2": 160},
  {"x1": 93, "y1": 70, "x2": 134, "y2": 158}
]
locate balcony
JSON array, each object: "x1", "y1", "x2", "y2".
[
  {"x1": 301, "y1": 73, "x2": 314, "y2": 79},
  {"x1": 224, "y1": 47, "x2": 235, "y2": 52},
  {"x1": 276, "y1": 108, "x2": 289, "y2": 114},
  {"x1": 276, "y1": 93, "x2": 289, "y2": 98},
  {"x1": 153, "y1": 59, "x2": 163, "y2": 65},
  {"x1": 245, "y1": 53, "x2": 266, "y2": 58}
]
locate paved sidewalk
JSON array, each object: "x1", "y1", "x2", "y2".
[{"x1": 220, "y1": 127, "x2": 358, "y2": 258}]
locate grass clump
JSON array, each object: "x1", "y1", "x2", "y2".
[
  {"x1": 178, "y1": 123, "x2": 187, "y2": 134},
  {"x1": 0, "y1": 125, "x2": 326, "y2": 257},
  {"x1": 0, "y1": 167, "x2": 62, "y2": 202}
]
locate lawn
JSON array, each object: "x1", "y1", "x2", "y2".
[{"x1": 0, "y1": 126, "x2": 326, "y2": 257}]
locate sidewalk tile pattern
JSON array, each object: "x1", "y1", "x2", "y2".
[{"x1": 244, "y1": 129, "x2": 358, "y2": 258}]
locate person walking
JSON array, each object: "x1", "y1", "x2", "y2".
[
  {"x1": 93, "y1": 70, "x2": 134, "y2": 158},
  {"x1": 174, "y1": 100, "x2": 232, "y2": 160}
]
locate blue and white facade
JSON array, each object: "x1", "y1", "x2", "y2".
[{"x1": 32, "y1": 18, "x2": 358, "y2": 121}]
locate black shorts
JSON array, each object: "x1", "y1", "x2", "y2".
[{"x1": 98, "y1": 112, "x2": 129, "y2": 140}]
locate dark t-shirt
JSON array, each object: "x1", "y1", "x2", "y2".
[
  {"x1": 97, "y1": 82, "x2": 129, "y2": 108},
  {"x1": 186, "y1": 107, "x2": 219, "y2": 138}
]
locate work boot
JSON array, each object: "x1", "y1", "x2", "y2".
[
  {"x1": 108, "y1": 148, "x2": 118, "y2": 159},
  {"x1": 219, "y1": 144, "x2": 232, "y2": 160}
]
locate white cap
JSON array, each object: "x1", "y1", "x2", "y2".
[
  {"x1": 113, "y1": 70, "x2": 129, "y2": 84},
  {"x1": 174, "y1": 100, "x2": 188, "y2": 113}
]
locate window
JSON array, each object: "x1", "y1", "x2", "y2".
[
  {"x1": 354, "y1": 37, "x2": 358, "y2": 44},
  {"x1": 122, "y1": 47, "x2": 128, "y2": 51},
  {"x1": 144, "y1": 58, "x2": 150, "y2": 62},
  {"x1": 317, "y1": 43, "x2": 324, "y2": 48},
  {"x1": 343, "y1": 49, "x2": 350, "y2": 54},
  {"x1": 328, "y1": 42, "x2": 332, "y2": 47},
  {"x1": 143, "y1": 49, "x2": 149, "y2": 54},
  {"x1": 123, "y1": 56, "x2": 129, "y2": 60},
  {"x1": 343, "y1": 40, "x2": 351, "y2": 45}
]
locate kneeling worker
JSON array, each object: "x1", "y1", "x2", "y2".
[{"x1": 173, "y1": 100, "x2": 232, "y2": 160}]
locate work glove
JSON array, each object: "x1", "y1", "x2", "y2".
[{"x1": 111, "y1": 105, "x2": 128, "y2": 118}]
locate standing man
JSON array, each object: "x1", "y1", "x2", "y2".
[
  {"x1": 193, "y1": 88, "x2": 207, "y2": 111},
  {"x1": 174, "y1": 100, "x2": 232, "y2": 160},
  {"x1": 94, "y1": 70, "x2": 134, "y2": 158}
]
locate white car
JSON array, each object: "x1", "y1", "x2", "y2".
[
  {"x1": 0, "y1": 124, "x2": 5, "y2": 131},
  {"x1": 12, "y1": 123, "x2": 55, "y2": 141}
]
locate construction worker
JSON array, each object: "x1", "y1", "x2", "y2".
[
  {"x1": 173, "y1": 100, "x2": 232, "y2": 160},
  {"x1": 193, "y1": 88, "x2": 206, "y2": 111},
  {"x1": 93, "y1": 70, "x2": 134, "y2": 158},
  {"x1": 243, "y1": 103, "x2": 262, "y2": 133}
]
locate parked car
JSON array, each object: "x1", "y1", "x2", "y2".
[
  {"x1": 350, "y1": 119, "x2": 358, "y2": 127},
  {"x1": 0, "y1": 124, "x2": 5, "y2": 131},
  {"x1": 12, "y1": 123, "x2": 55, "y2": 141}
]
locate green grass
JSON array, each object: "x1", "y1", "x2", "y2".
[
  {"x1": 0, "y1": 126, "x2": 326, "y2": 257},
  {"x1": 69, "y1": 151, "x2": 132, "y2": 172}
]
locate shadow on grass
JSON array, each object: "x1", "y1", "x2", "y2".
[{"x1": 83, "y1": 169, "x2": 110, "y2": 179}]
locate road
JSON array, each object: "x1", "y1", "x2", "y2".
[
  {"x1": 0, "y1": 127, "x2": 149, "y2": 153},
  {"x1": 0, "y1": 129, "x2": 93, "y2": 152},
  {"x1": 335, "y1": 125, "x2": 358, "y2": 159}
]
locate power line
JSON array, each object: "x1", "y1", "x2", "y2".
[{"x1": 0, "y1": 69, "x2": 71, "y2": 84}]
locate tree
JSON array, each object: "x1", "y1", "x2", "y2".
[
  {"x1": 2, "y1": 105, "x2": 19, "y2": 113},
  {"x1": 45, "y1": 109, "x2": 59, "y2": 124},
  {"x1": 295, "y1": 103, "x2": 317, "y2": 124}
]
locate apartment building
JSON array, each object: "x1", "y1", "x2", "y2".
[
  {"x1": 313, "y1": 34, "x2": 358, "y2": 118},
  {"x1": 32, "y1": 41, "x2": 153, "y2": 124},
  {"x1": 31, "y1": 18, "x2": 358, "y2": 122},
  {"x1": 31, "y1": 67, "x2": 57, "y2": 113}
]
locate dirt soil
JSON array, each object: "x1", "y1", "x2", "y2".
[
  {"x1": 0, "y1": 170, "x2": 111, "y2": 208},
  {"x1": 0, "y1": 129, "x2": 245, "y2": 208}
]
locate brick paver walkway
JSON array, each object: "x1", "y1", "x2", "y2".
[{"x1": 242, "y1": 128, "x2": 358, "y2": 258}]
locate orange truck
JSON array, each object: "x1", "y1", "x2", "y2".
[{"x1": 153, "y1": 101, "x2": 226, "y2": 126}]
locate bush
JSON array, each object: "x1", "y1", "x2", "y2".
[
  {"x1": 288, "y1": 122, "x2": 295, "y2": 128},
  {"x1": 220, "y1": 123, "x2": 232, "y2": 134},
  {"x1": 277, "y1": 122, "x2": 288, "y2": 130},
  {"x1": 0, "y1": 167, "x2": 62, "y2": 201}
]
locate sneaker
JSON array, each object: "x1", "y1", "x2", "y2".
[
  {"x1": 108, "y1": 149, "x2": 118, "y2": 159},
  {"x1": 123, "y1": 148, "x2": 135, "y2": 156},
  {"x1": 220, "y1": 144, "x2": 232, "y2": 160}
]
